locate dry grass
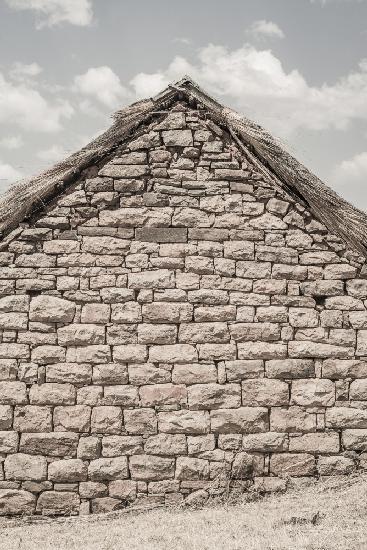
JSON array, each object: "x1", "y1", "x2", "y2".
[{"x1": 1, "y1": 475, "x2": 366, "y2": 550}]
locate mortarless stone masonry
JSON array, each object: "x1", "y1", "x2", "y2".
[{"x1": 0, "y1": 98, "x2": 367, "y2": 516}]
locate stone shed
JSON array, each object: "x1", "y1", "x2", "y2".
[{"x1": 1, "y1": 77, "x2": 367, "y2": 516}]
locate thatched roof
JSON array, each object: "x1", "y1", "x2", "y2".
[{"x1": 1, "y1": 76, "x2": 367, "y2": 257}]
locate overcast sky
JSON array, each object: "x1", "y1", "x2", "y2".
[{"x1": 1, "y1": 0, "x2": 367, "y2": 209}]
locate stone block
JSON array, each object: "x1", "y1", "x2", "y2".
[
  {"x1": 102, "y1": 435, "x2": 143, "y2": 457},
  {"x1": 19, "y1": 433, "x2": 79, "y2": 457},
  {"x1": 0, "y1": 344, "x2": 29, "y2": 360},
  {"x1": 81, "y1": 303, "x2": 110, "y2": 324},
  {"x1": 128, "y1": 269, "x2": 174, "y2": 289},
  {"x1": 91, "y1": 406, "x2": 122, "y2": 434},
  {"x1": 210, "y1": 408, "x2": 268, "y2": 433},
  {"x1": 66, "y1": 345, "x2": 111, "y2": 364},
  {"x1": 326, "y1": 407, "x2": 367, "y2": 429},
  {"x1": 108, "y1": 480, "x2": 137, "y2": 501},
  {"x1": 197, "y1": 343, "x2": 236, "y2": 361},
  {"x1": 144, "y1": 434, "x2": 187, "y2": 456},
  {"x1": 242, "y1": 432, "x2": 288, "y2": 452},
  {"x1": 288, "y1": 308, "x2": 318, "y2": 328},
  {"x1": 31, "y1": 345, "x2": 65, "y2": 365},
  {"x1": 138, "y1": 324, "x2": 177, "y2": 344},
  {"x1": 29, "y1": 295, "x2": 75, "y2": 323},
  {"x1": 142, "y1": 302, "x2": 193, "y2": 323},
  {"x1": 0, "y1": 294, "x2": 29, "y2": 312},
  {"x1": 111, "y1": 303, "x2": 141, "y2": 323},
  {"x1": 176, "y1": 457, "x2": 209, "y2": 481},
  {"x1": 79, "y1": 481, "x2": 107, "y2": 499},
  {"x1": 342, "y1": 429, "x2": 367, "y2": 451},
  {"x1": 270, "y1": 453, "x2": 315, "y2": 476},
  {"x1": 291, "y1": 379, "x2": 335, "y2": 407},
  {"x1": 229, "y1": 323, "x2": 279, "y2": 342},
  {"x1": 129, "y1": 455, "x2": 175, "y2": 481},
  {"x1": 93, "y1": 364, "x2": 128, "y2": 385},
  {"x1": 53, "y1": 406, "x2": 91, "y2": 432},
  {"x1": 288, "y1": 341, "x2": 353, "y2": 359},
  {"x1": 158, "y1": 410, "x2": 210, "y2": 434},
  {"x1": 0, "y1": 381, "x2": 27, "y2": 405},
  {"x1": 77, "y1": 437, "x2": 101, "y2": 460},
  {"x1": 162, "y1": 130, "x2": 193, "y2": 146},
  {"x1": 103, "y1": 385, "x2": 139, "y2": 407},
  {"x1": 29, "y1": 383, "x2": 75, "y2": 406},
  {"x1": 48, "y1": 459, "x2": 87, "y2": 482},
  {"x1": 140, "y1": 384, "x2": 187, "y2": 407},
  {"x1": 36, "y1": 491, "x2": 80, "y2": 516},
  {"x1": 188, "y1": 383, "x2": 241, "y2": 410},
  {"x1": 179, "y1": 322, "x2": 229, "y2": 343},
  {"x1": 13, "y1": 405, "x2": 52, "y2": 432},
  {"x1": 0, "y1": 405, "x2": 12, "y2": 430},
  {"x1": 289, "y1": 432, "x2": 339, "y2": 453},
  {"x1": 136, "y1": 227, "x2": 187, "y2": 242},
  {"x1": 57, "y1": 324, "x2": 105, "y2": 346},
  {"x1": 124, "y1": 408, "x2": 157, "y2": 435},
  {"x1": 89, "y1": 457, "x2": 128, "y2": 481},
  {"x1": 270, "y1": 407, "x2": 316, "y2": 433},
  {"x1": 238, "y1": 343, "x2": 287, "y2": 360},
  {"x1": 318, "y1": 456, "x2": 355, "y2": 475},
  {"x1": 149, "y1": 344, "x2": 197, "y2": 363},
  {"x1": 113, "y1": 345, "x2": 147, "y2": 363},
  {"x1": 0, "y1": 489, "x2": 36, "y2": 515},
  {"x1": 0, "y1": 431, "x2": 18, "y2": 453},
  {"x1": 172, "y1": 364, "x2": 217, "y2": 384},
  {"x1": 46, "y1": 363, "x2": 92, "y2": 385},
  {"x1": 266, "y1": 359, "x2": 315, "y2": 379},
  {"x1": 242, "y1": 379, "x2": 289, "y2": 407}
]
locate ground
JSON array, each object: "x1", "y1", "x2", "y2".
[{"x1": 0, "y1": 475, "x2": 366, "y2": 549}]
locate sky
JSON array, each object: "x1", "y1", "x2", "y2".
[{"x1": 1, "y1": 0, "x2": 367, "y2": 208}]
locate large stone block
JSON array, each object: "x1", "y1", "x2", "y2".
[
  {"x1": 29, "y1": 295, "x2": 75, "y2": 323},
  {"x1": 288, "y1": 341, "x2": 353, "y2": 359},
  {"x1": 128, "y1": 269, "x2": 175, "y2": 289},
  {"x1": 291, "y1": 379, "x2": 335, "y2": 407},
  {"x1": 188, "y1": 383, "x2": 241, "y2": 410},
  {"x1": 289, "y1": 433, "x2": 340, "y2": 453},
  {"x1": 140, "y1": 384, "x2": 187, "y2": 407},
  {"x1": 242, "y1": 432, "x2": 288, "y2": 452},
  {"x1": 198, "y1": 343, "x2": 236, "y2": 361},
  {"x1": 0, "y1": 344, "x2": 29, "y2": 360},
  {"x1": 13, "y1": 405, "x2": 52, "y2": 432},
  {"x1": 229, "y1": 323, "x2": 279, "y2": 342},
  {"x1": 270, "y1": 453, "x2": 315, "y2": 476},
  {"x1": 172, "y1": 364, "x2": 217, "y2": 384},
  {"x1": 91, "y1": 406, "x2": 123, "y2": 434},
  {"x1": 162, "y1": 130, "x2": 193, "y2": 146},
  {"x1": 238, "y1": 342, "x2": 287, "y2": 360},
  {"x1": 89, "y1": 457, "x2": 128, "y2": 481},
  {"x1": 36, "y1": 491, "x2": 80, "y2": 516},
  {"x1": 0, "y1": 294, "x2": 29, "y2": 312},
  {"x1": 225, "y1": 360, "x2": 264, "y2": 381},
  {"x1": 322, "y1": 359, "x2": 367, "y2": 379},
  {"x1": 0, "y1": 489, "x2": 36, "y2": 515},
  {"x1": 242, "y1": 379, "x2": 289, "y2": 407},
  {"x1": 29, "y1": 383, "x2": 75, "y2": 406},
  {"x1": 149, "y1": 344, "x2": 197, "y2": 363},
  {"x1": 53, "y1": 406, "x2": 91, "y2": 432},
  {"x1": 20, "y1": 433, "x2": 79, "y2": 457},
  {"x1": 66, "y1": 345, "x2": 111, "y2": 364},
  {"x1": 138, "y1": 324, "x2": 177, "y2": 344},
  {"x1": 111, "y1": 302, "x2": 141, "y2": 324},
  {"x1": 57, "y1": 324, "x2": 105, "y2": 346},
  {"x1": 265, "y1": 359, "x2": 315, "y2": 379},
  {"x1": 270, "y1": 407, "x2": 316, "y2": 433},
  {"x1": 81, "y1": 303, "x2": 111, "y2": 324},
  {"x1": 210, "y1": 408, "x2": 268, "y2": 433},
  {"x1": 124, "y1": 408, "x2": 157, "y2": 434},
  {"x1": 113, "y1": 345, "x2": 147, "y2": 363},
  {"x1": 136, "y1": 228, "x2": 187, "y2": 242},
  {"x1": 288, "y1": 308, "x2": 318, "y2": 328},
  {"x1": 142, "y1": 302, "x2": 193, "y2": 323},
  {"x1": 179, "y1": 322, "x2": 229, "y2": 343},
  {"x1": 0, "y1": 381, "x2": 27, "y2": 405},
  {"x1": 128, "y1": 363, "x2": 170, "y2": 385},
  {"x1": 102, "y1": 435, "x2": 143, "y2": 457},
  {"x1": 46, "y1": 363, "x2": 92, "y2": 385},
  {"x1": 342, "y1": 429, "x2": 367, "y2": 451},
  {"x1": 31, "y1": 345, "x2": 66, "y2": 365},
  {"x1": 103, "y1": 385, "x2": 139, "y2": 407},
  {"x1": 144, "y1": 434, "x2": 187, "y2": 456},
  {"x1": 48, "y1": 459, "x2": 87, "y2": 482},
  {"x1": 0, "y1": 431, "x2": 18, "y2": 453},
  {"x1": 158, "y1": 410, "x2": 210, "y2": 434},
  {"x1": 176, "y1": 457, "x2": 209, "y2": 480},
  {"x1": 0, "y1": 405, "x2": 12, "y2": 430},
  {"x1": 98, "y1": 164, "x2": 148, "y2": 178},
  {"x1": 93, "y1": 364, "x2": 128, "y2": 385},
  {"x1": 326, "y1": 407, "x2": 367, "y2": 429},
  {"x1": 129, "y1": 455, "x2": 175, "y2": 481}
]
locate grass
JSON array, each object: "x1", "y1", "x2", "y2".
[{"x1": 1, "y1": 475, "x2": 366, "y2": 550}]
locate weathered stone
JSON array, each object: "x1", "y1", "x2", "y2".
[
  {"x1": 77, "y1": 437, "x2": 101, "y2": 460},
  {"x1": 136, "y1": 227, "x2": 187, "y2": 242},
  {"x1": 79, "y1": 481, "x2": 107, "y2": 499},
  {"x1": 289, "y1": 432, "x2": 339, "y2": 453},
  {"x1": 242, "y1": 432, "x2": 288, "y2": 452},
  {"x1": 129, "y1": 455, "x2": 175, "y2": 480},
  {"x1": 162, "y1": 130, "x2": 193, "y2": 147},
  {"x1": 270, "y1": 453, "x2": 315, "y2": 476},
  {"x1": 0, "y1": 381, "x2": 27, "y2": 405},
  {"x1": 288, "y1": 341, "x2": 353, "y2": 359},
  {"x1": 266, "y1": 359, "x2": 315, "y2": 379},
  {"x1": 291, "y1": 379, "x2": 335, "y2": 407},
  {"x1": 270, "y1": 407, "x2": 316, "y2": 433},
  {"x1": 48, "y1": 459, "x2": 87, "y2": 482},
  {"x1": 89, "y1": 457, "x2": 128, "y2": 481},
  {"x1": 36, "y1": 491, "x2": 80, "y2": 516},
  {"x1": 326, "y1": 407, "x2": 367, "y2": 428},
  {"x1": 176, "y1": 457, "x2": 209, "y2": 480},
  {"x1": 158, "y1": 410, "x2": 209, "y2": 434},
  {"x1": 143, "y1": 302, "x2": 193, "y2": 323},
  {"x1": 91, "y1": 407, "x2": 123, "y2": 434},
  {"x1": 108, "y1": 480, "x2": 137, "y2": 501},
  {"x1": 113, "y1": 345, "x2": 147, "y2": 363},
  {"x1": 0, "y1": 489, "x2": 36, "y2": 515},
  {"x1": 13, "y1": 406, "x2": 52, "y2": 432},
  {"x1": 149, "y1": 344, "x2": 197, "y2": 363},
  {"x1": 124, "y1": 408, "x2": 157, "y2": 435},
  {"x1": 140, "y1": 384, "x2": 187, "y2": 407},
  {"x1": 210, "y1": 408, "x2": 268, "y2": 433},
  {"x1": 342, "y1": 429, "x2": 367, "y2": 451},
  {"x1": 29, "y1": 295, "x2": 75, "y2": 323},
  {"x1": 66, "y1": 345, "x2": 111, "y2": 364},
  {"x1": 242, "y1": 379, "x2": 289, "y2": 406},
  {"x1": 238, "y1": 343, "x2": 287, "y2": 360},
  {"x1": 20, "y1": 433, "x2": 78, "y2": 457},
  {"x1": 0, "y1": 405, "x2": 12, "y2": 430},
  {"x1": 188, "y1": 383, "x2": 241, "y2": 410},
  {"x1": 144, "y1": 434, "x2": 187, "y2": 456},
  {"x1": 172, "y1": 364, "x2": 217, "y2": 384},
  {"x1": 93, "y1": 364, "x2": 128, "y2": 385},
  {"x1": 29, "y1": 383, "x2": 75, "y2": 406},
  {"x1": 138, "y1": 324, "x2": 177, "y2": 344},
  {"x1": 0, "y1": 431, "x2": 18, "y2": 453},
  {"x1": 57, "y1": 324, "x2": 105, "y2": 346},
  {"x1": 229, "y1": 323, "x2": 279, "y2": 342},
  {"x1": 102, "y1": 435, "x2": 143, "y2": 457},
  {"x1": 54, "y1": 406, "x2": 91, "y2": 432}
]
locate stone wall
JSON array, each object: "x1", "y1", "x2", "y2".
[{"x1": 1, "y1": 103, "x2": 367, "y2": 515}]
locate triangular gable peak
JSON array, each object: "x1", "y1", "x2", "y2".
[{"x1": 0, "y1": 76, "x2": 367, "y2": 261}]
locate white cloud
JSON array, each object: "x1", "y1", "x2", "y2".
[
  {"x1": 4, "y1": 0, "x2": 93, "y2": 28},
  {"x1": 248, "y1": 20, "x2": 285, "y2": 40},
  {"x1": 9, "y1": 62, "x2": 43, "y2": 81},
  {"x1": 0, "y1": 160, "x2": 21, "y2": 183},
  {"x1": 0, "y1": 136, "x2": 23, "y2": 149},
  {"x1": 331, "y1": 152, "x2": 367, "y2": 208},
  {"x1": 129, "y1": 44, "x2": 367, "y2": 137},
  {"x1": 74, "y1": 66, "x2": 131, "y2": 109},
  {"x1": 0, "y1": 71, "x2": 74, "y2": 132},
  {"x1": 37, "y1": 144, "x2": 67, "y2": 163}
]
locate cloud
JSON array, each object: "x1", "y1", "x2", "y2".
[
  {"x1": 4, "y1": 0, "x2": 93, "y2": 28},
  {"x1": 0, "y1": 71, "x2": 74, "y2": 132},
  {"x1": 173, "y1": 37, "x2": 192, "y2": 45},
  {"x1": 331, "y1": 152, "x2": 367, "y2": 208},
  {"x1": 0, "y1": 136, "x2": 23, "y2": 149},
  {"x1": 74, "y1": 66, "x2": 131, "y2": 109},
  {"x1": 37, "y1": 144, "x2": 67, "y2": 163},
  {"x1": 9, "y1": 62, "x2": 43, "y2": 82},
  {"x1": 248, "y1": 20, "x2": 285, "y2": 40},
  {"x1": 129, "y1": 44, "x2": 367, "y2": 137},
  {"x1": 0, "y1": 160, "x2": 21, "y2": 184}
]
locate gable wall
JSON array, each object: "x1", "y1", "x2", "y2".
[{"x1": 0, "y1": 103, "x2": 367, "y2": 515}]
